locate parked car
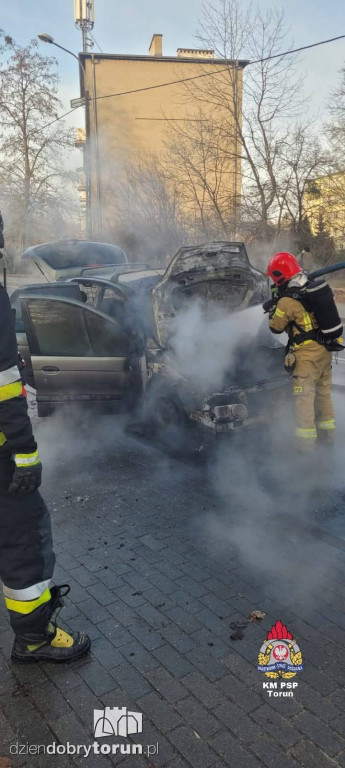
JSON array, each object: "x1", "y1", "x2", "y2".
[
  {"x1": 13, "y1": 242, "x2": 288, "y2": 443},
  {"x1": 21, "y1": 239, "x2": 128, "y2": 281}
]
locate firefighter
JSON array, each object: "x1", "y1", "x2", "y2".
[
  {"x1": 0, "y1": 282, "x2": 91, "y2": 661},
  {"x1": 264, "y1": 252, "x2": 338, "y2": 453}
]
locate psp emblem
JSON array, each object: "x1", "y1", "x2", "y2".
[{"x1": 258, "y1": 620, "x2": 303, "y2": 679}]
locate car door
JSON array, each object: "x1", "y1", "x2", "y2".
[
  {"x1": 12, "y1": 282, "x2": 84, "y2": 388},
  {"x1": 20, "y1": 295, "x2": 140, "y2": 415}
]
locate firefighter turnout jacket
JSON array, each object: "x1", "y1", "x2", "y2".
[
  {"x1": 269, "y1": 294, "x2": 335, "y2": 449},
  {"x1": 0, "y1": 284, "x2": 55, "y2": 636}
]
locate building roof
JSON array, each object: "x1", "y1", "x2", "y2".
[{"x1": 79, "y1": 52, "x2": 249, "y2": 68}]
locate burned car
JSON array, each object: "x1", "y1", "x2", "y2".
[{"x1": 13, "y1": 242, "x2": 288, "y2": 443}]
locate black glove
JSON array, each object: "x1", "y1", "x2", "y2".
[
  {"x1": 262, "y1": 298, "x2": 276, "y2": 314},
  {"x1": 8, "y1": 451, "x2": 42, "y2": 494}
]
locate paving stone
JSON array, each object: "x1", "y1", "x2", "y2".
[
  {"x1": 175, "y1": 576, "x2": 209, "y2": 598},
  {"x1": 29, "y1": 681, "x2": 72, "y2": 720},
  {"x1": 89, "y1": 636, "x2": 124, "y2": 668},
  {"x1": 168, "y1": 725, "x2": 217, "y2": 768},
  {"x1": 175, "y1": 696, "x2": 220, "y2": 737},
  {"x1": 294, "y1": 681, "x2": 340, "y2": 723},
  {"x1": 115, "y1": 584, "x2": 147, "y2": 608},
  {"x1": 167, "y1": 590, "x2": 205, "y2": 616},
  {"x1": 181, "y1": 671, "x2": 228, "y2": 710},
  {"x1": 119, "y1": 640, "x2": 160, "y2": 673},
  {"x1": 251, "y1": 706, "x2": 302, "y2": 749},
  {"x1": 217, "y1": 674, "x2": 262, "y2": 713},
  {"x1": 78, "y1": 659, "x2": 120, "y2": 697},
  {"x1": 63, "y1": 681, "x2": 103, "y2": 726},
  {"x1": 136, "y1": 604, "x2": 171, "y2": 629},
  {"x1": 136, "y1": 692, "x2": 183, "y2": 733},
  {"x1": 78, "y1": 596, "x2": 113, "y2": 624},
  {"x1": 291, "y1": 739, "x2": 340, "y2": 767},
  {"x1": 185, "y1": 647, "x2": 228, "y2": 681},
  {"x1": 145, "y1": 668, "x2": 189, "y2": 704},
  {"x1": 129, "y1": 620, "x2": 166, "y2": 651},
  {"x1": 69, "y1": 565, "x2": 99, "y2": 588},
  {"x1": 160, "y1": 625, "x2": 195, "y2": 654},
  {"x1": 106, "y1": 600, "x2": 139, "y2": 627},
  {"x1": 214, "y1": 700, "x2": 263, "y2": 743},
  {"x1": 293, "y1": 710, "x2": 345, "y2": 756},
  {"x1": 152, "y1": 645, "x2": 194, "y2": 679},
  {"x1": 328, "y1": 689, "x2": 345, "y2": 712},
  {"x1": 208, "y1": 730, "x2": 262, "y2": 767},
  {"x1": 86, "y1": 582, "x2": 117, "y2": 606},
  {"x1": 165, "y1": 606, "x2": 203, "y2": 633},
  {"x1": 109, "y1": 662, "x2": 152, "y2": 698},
  {"x1": 97, "y1": 619, "x2": 133, "y2": 647},
  {"x1": 122, "y1": 570, "x2": 153, "y2": 592},
  {"x1": 250, "y1": 736, "x2": 302, "y2": 768},
  {"x1": 190, "y1": 628, "x2": 232, "y2": 659}
]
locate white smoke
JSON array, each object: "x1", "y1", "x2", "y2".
[{"x1": 168, "y1": 301, "x2": 276, "y2": 394}]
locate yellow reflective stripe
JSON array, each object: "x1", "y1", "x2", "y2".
[
  {"x1": 0, "y1": 431, "x2": 6, "y2": 446},
  {"x1": 5, "y1": 587, "x2": 51, "y2": 615},
  {"x1": 317, "y1": 420, "x2": 335, "y2": 430},
  {"x1": 294, "y1": 339, "x2": 313, "y2": 348},
  {"x1": 295, "y1": 427, "x2": 317, "y2": 439},
  {"x1": 293, "y1": 386, "x2": 303, "y2": 393},
  {"x1": 303, "y1": 311, "x2": 313, "y2": 332},
  {"x1": 0, "y1": 381, "x2": 22, "y2": 402},
  {"x1": 14, "y1": 451, "x2": 40, "y2": 468},
  {"x1": 274, "y1": 308, "x2": 285, "y2": 318}
]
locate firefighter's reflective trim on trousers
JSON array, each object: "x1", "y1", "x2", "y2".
[
  {"x1": 14, "y1": 451, "x2": 40, "y2": 468},
  {"x1": 3, "y1": 579, "x2": 51, "y2": 601},
  {"x1": 0, "y1": 432, "x2": 6, "y2": 446},
  {"x1": 0, "y1": 366, "x2": 21, "y2": 386},
  {"x1": 317, "y1": 419, "x2": 336, "y2": 431},
  {"x1": 0, "y1": 380, "x2": 22, "y2": 401},
  {"x1": 295, "y1": 427, "x2": 317, "y2": 440},
  {"x1": 5, "y1": 587, "x2": 51, "y2": 615}
]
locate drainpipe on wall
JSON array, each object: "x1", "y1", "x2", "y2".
[{"x1": 91, "y1": 54, "x2": 102, "y2": 239}]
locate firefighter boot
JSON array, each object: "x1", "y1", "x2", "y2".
[{"x1": 11, "y1": 585, "x2": 91, "y2": 663}]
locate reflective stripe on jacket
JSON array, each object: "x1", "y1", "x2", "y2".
[
  {"x1": 269, "y1": 296, "x2": 319, "y2": 348},
  {"x1": 0, "y1": 284, "x2": 36, "y2": 454}
]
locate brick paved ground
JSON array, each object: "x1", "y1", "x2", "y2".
[{"x1": 1, "y1": 415, "x2": 345, "y2": 767}]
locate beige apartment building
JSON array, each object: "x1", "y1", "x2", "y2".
[
  {"x1": 77, "y1": 34, "x2": 247, "y2": 246},
  {"x1": 304, "y1": 172, "x2": 345, "y2": 252}
]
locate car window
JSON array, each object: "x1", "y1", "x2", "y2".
[
  {"x1": 85, "y1": 311, "x2": 129, "y2": 356},
  {"x1": 26, "y1": 299, "x2": 92, "y2": 356},
  {"x1": 28, "y1": 241, "x2": 127, "y2": 269},
  {"x1": 12, "y1": 284, "x2": 82, "y2": 332}
]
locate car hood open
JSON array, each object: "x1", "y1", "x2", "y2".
[{"x1": 151, "y1": 241, "x2": 269, "y2": 347}]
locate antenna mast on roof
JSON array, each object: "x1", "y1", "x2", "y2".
[{"x1": 74, "y1": 0, "x2": 95, "y2": 52}]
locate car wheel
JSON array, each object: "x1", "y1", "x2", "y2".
[{"x1": 140, "y1": 377, "x2": 192, "y2": 456}]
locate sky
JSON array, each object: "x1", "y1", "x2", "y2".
[{"x1": 1, "y1": 0, "x2": 345, "y2": 132}]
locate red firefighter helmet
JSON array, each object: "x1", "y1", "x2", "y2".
[{"x1": 266, "y1": 252, "x2": 302, "y2": 286}]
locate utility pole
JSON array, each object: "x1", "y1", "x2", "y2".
[{"x1": 74, "y1": 0, "x2": 95, "y2": 52}]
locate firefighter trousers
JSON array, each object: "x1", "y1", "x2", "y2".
[
  {"x1": 292, "y1": 343, "x2": 334, "y2": 452},
  {"x1": 0, "y1": 452, "x2": 56, "y2": 636}
]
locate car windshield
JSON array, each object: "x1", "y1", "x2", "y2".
[{"x1": 30, "y1": 241, "x2": 127, "y2": 269}]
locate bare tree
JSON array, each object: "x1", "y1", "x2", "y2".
[
  {"x1": 103, "y1": 155, "x2": 189, "y2": 264},
  {"x1": 165, "y1": 110, "x2": 237, "y2": 239},
  {"x1": 166, "y1": 1, "x2": 322, "y2": 244},
  {"x1": 0, "y1": 31, "x2": 75, "y2": 251},
  {"x1": 328, "y1": 64, "x2": 345, "y2": 165}
]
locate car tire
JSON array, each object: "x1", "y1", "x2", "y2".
[{"x1": 140, "y1": 377, "x2": 193, "y2": 457}]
